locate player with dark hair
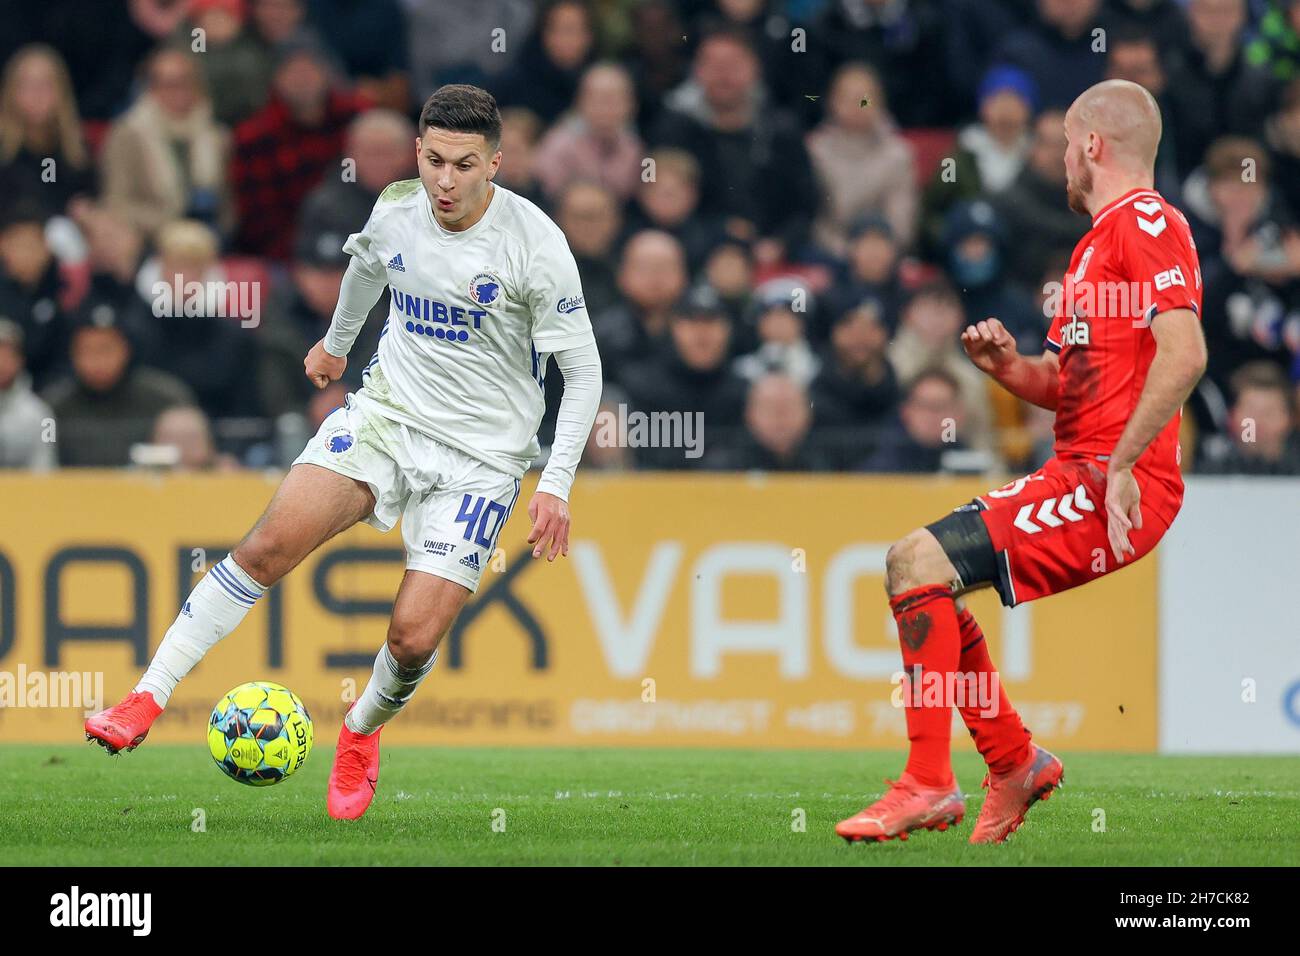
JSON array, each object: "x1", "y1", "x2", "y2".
[
  {"x1": 836, "y1": 79, "x2": 1208, "y2": 844},
  {"x1": 86, "y1": 85, "x2": 603, "y2": 820}
]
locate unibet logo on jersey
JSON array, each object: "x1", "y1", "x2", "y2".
[{"x1": 339, "y1": 180, "x2": 596, "y2": 480}]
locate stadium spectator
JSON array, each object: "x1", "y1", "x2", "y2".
[
  {"x1": 920, "y1": 64, "x2": 1035, "y2": 258},
  {"x1": 1105, "y1": 0, "x2": 1192, "y2": 58},
  {"x1": 250, "y1": 0, "x2": 315, "y2": 48},
  {"x1": 941, "y1": 200, "x2": 1041, "y2": 354},
  {"x1": 887, "y1": 283, "x2": 996, "y2": 454},
  {"x1": 0, "y1": 318, "x2": 55, "y2": 469},
  {"x1": 308, "y1": 0, "x2": 409, "y2": 112},
  {"x1": 582, "y1": 384, "x2": 635, "y2": 472},
  {"x1": 859, "y1": 366, "x2": 972, "y2": 473},
  {"x1": 806, "y1": 61, "x2": 917, "y2": 257},
  {"x1": 708, "y1": 372, "x2": 825, "y2": 471},
  {"x1": 651, "y1": 23, "x2": 816, "y2": 264},
  {"x1": 808, "y1": 298, "x2": 899, "y2": 431},
  {"x1": 1184, "y1": 137, "x2": 1300, "y2": 394},
  {"x1": 1244, "y1": 0, "x2": 1300, "y2": 85},
  {"x1": 993, "y1": 109, "x2": 1088, "y2": 291},
  {"x1": 0, "y1": 201, "x2": 69, "y2": 388},
  {"x1": 827, "y1": 215, "x2": 905, "y2": 333},
  {"x1": 231, "y1": 38, "x2": 365, "y2": 260},
  {"x1": 620, "y1": 283, "x2": 748, "y2": 468},
  {"x1": 402, "y1": 0, "x2": 534, "y2": 94},
  {"x1": 994, "y1": 0, "x2": 1107, "y2": 112},
  {"x1": 492, "y1": 0, "x2": 597, "y2": 124},
  {"x1": 592, "y1": 230, "x2": 688, "y2": 382},
  {"x1": 808, "y1": 0, "x2": 956, "y2": 128},
  {"x1": 41, "y1": 300, "x2": 194, "y2": 467},
  {"x1": 258, "y1": 215, "x2": 386, "y2": 418},
  {"x1": 533, "y1": 62, "x2": 644, "y2": 203},
  {"x1": 74, "y1": 205, "x2": 147, "y2": 303},
  {"x1": 733, "y1": 277, "x2": 821, "y2": 388},
  {"x1": 1264, "y1": 77, "x2": 1300, "y2": 229},
  {"x1": 150, "y1": 404, "x2": 240, "y2": 472},
  {"x1": 0, "y1": 44, "x2": 94, "y2": 222},
  {"x1": 25, "y1": 0, "x2": 179, "y2": 122},
  {"x1": 626, "y1": 148, "x2": 720, "y2": 266},
  {"x1": 1103, "y1": 26, "x2": 1182, "y2": 195},
  {"x1": 297, "y1": 109, "x2": 417, "y2": 258},
  {"x1": 1198, "y1": 361, "x2": 1300, "y2": 474},
  {"x1": 180, "y1": 0, "x2": 271, "y2": 126},
  {"x1": 1163, "y1": 0, "x2": 1276, "y2": 180},
  {"x1": 555, "y1": 180, "x2": 623, "y2": 317},
  {"x1": 134, "y1": 220, "x2": 260, "y2": 420},
  {"x1": 621, "y1": 0, "x2": 690, "y2": 131},
  {"x1": 701, "y1": 236, "x2": 755, "y2": 331},
  {"x1": 101, "y1": 46, "x2": 233, "y2": 240},
  {"x1": 494, "y1": 107, "x2": 546, "y2": 205}
]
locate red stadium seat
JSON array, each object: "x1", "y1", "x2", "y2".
[{"x1": 899, "y1": 128, "x2": 958, "y2": 187}]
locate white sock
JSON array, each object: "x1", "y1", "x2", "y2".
[
  {"x1": 135, "y1": 555, "x2": 267, "y2": 707},
  {"x1": 345, "y1": 644, "x2": 437, "y2": 735}
]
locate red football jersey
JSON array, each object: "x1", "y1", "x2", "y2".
[{"x1": 1045, "y1": 187, "x2": 1202, "y2": 511}]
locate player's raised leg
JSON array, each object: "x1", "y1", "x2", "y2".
[
  {"x1": 328, "y1": 570, "x2": 470, "y2": 820},
  {"x1": 836, "y1": 529, "x2": 967, "y2": 843},
  {"x1": 85, "y1": 464, "x2": 376, "y2": 754}
]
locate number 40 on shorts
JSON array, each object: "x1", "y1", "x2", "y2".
[{"x1": 455, "y1": 494, "x2": 509, "y2": 548}]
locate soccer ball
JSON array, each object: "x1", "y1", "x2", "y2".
[{"x1": 208, "y1": 681, "x2": 313, "y2": 786}]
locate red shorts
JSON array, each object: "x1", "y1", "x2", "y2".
[{"x1": 965, "y1": 457, "x2": 1179, "y2": 606}]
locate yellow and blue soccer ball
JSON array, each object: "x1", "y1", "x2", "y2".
[{"x1": 208, "y1": 681, "x2": 313, "y2": 786}]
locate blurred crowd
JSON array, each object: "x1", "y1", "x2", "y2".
[{"x1": 1, "y1": 0, "x2": 1299, "y2": 476}]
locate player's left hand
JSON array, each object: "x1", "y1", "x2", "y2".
[
  {"x1": 1104, "y1": 464, "x2": 1143, "y2": 564},
  {"x1": 527, "y1": 492, "x2": 570, "y2": 561}
]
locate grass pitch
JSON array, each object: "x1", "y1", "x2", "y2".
[{"x1": 1, "y1": 744, "x2": 1296, "y2": 866}]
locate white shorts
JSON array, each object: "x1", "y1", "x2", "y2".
[{"x1": 293, "y1": 396, "x2": 522, "y2": 592}]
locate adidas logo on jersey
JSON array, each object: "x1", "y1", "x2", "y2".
[
  {"x1": 458, "y1": 552, "x2": 481, "y2": 570},
  {"x1": 1060, "y1": 314, "x2": 1091, "y2": 347},
  {"x1": 387, "y1": 253, "x2": 406, "y2": 272}
]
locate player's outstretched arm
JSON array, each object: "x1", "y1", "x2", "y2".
[
  {"x1": 961, "y1": 318, "x2": 1060, "y2": 410},
  {"x1": 527, "y1": 341, "x2": 602, "y2": 561},
  {"x1": 1104, "y1": 308, "x2": 1207, "y2": 562}
]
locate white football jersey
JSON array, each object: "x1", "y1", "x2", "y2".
[{"x1": 342, "y1": 180, "x2": 594, "y2": 478}]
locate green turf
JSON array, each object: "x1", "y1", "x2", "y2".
[{"x1": 0, "y1": 744, "x2": 1296, "y2": 865}]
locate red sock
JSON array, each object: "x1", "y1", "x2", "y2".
[
  {"x1": 956, "y1": 608, "x2": 1032, "y2": 774},
  {"x1": 890, "y1": 584, "x2": 960, "y2": 788}
]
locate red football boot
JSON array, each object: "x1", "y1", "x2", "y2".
[
  {"x1": 970, "y1": 744, "x2": 1065, "y2": 844},
  {"x1": 84, "y1": 691, "x2": 163, "y2": 754},
  {"x1": 836, "y1": 772, "x2": 965, "y2": 843},
  {"x1": 327, "y1": 709, "x2": 383, "y2": 820}
]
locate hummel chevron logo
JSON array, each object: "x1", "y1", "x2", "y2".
[
  {"x1": 1013, "y1": 485, "x2": 1096, "y2": 534},
  {"x1": 386, "y1": 253, "x2": 406, "y2": 272},
  {"x1": 1134, "y1": 200, "x2": 1166, "y2": 237}
]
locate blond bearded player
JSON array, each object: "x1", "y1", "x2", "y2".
[
  {"x1": 836, "y1": 80, "x2": 1207, "y2": 845},
  {"x1": 86, "y1": 86, "x2": 603, "y2": 820}
]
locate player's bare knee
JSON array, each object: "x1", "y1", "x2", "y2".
[
  {"x1": 230, "y1": 541, "x2": 279, "y2": 588},
  {"x1": 386, "y1": 613, "x2": 440, "y2": 670},
  {"x1": 885, "y1": 530, "x2": 954, "y2": 596}
]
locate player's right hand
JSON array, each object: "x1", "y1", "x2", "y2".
[
  {"x1": 961, "y1": 319, "x2": 1018, "y2": 375},
  {"x1": 304, "y1": 339, "x2": 347, "y2": 389}
]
